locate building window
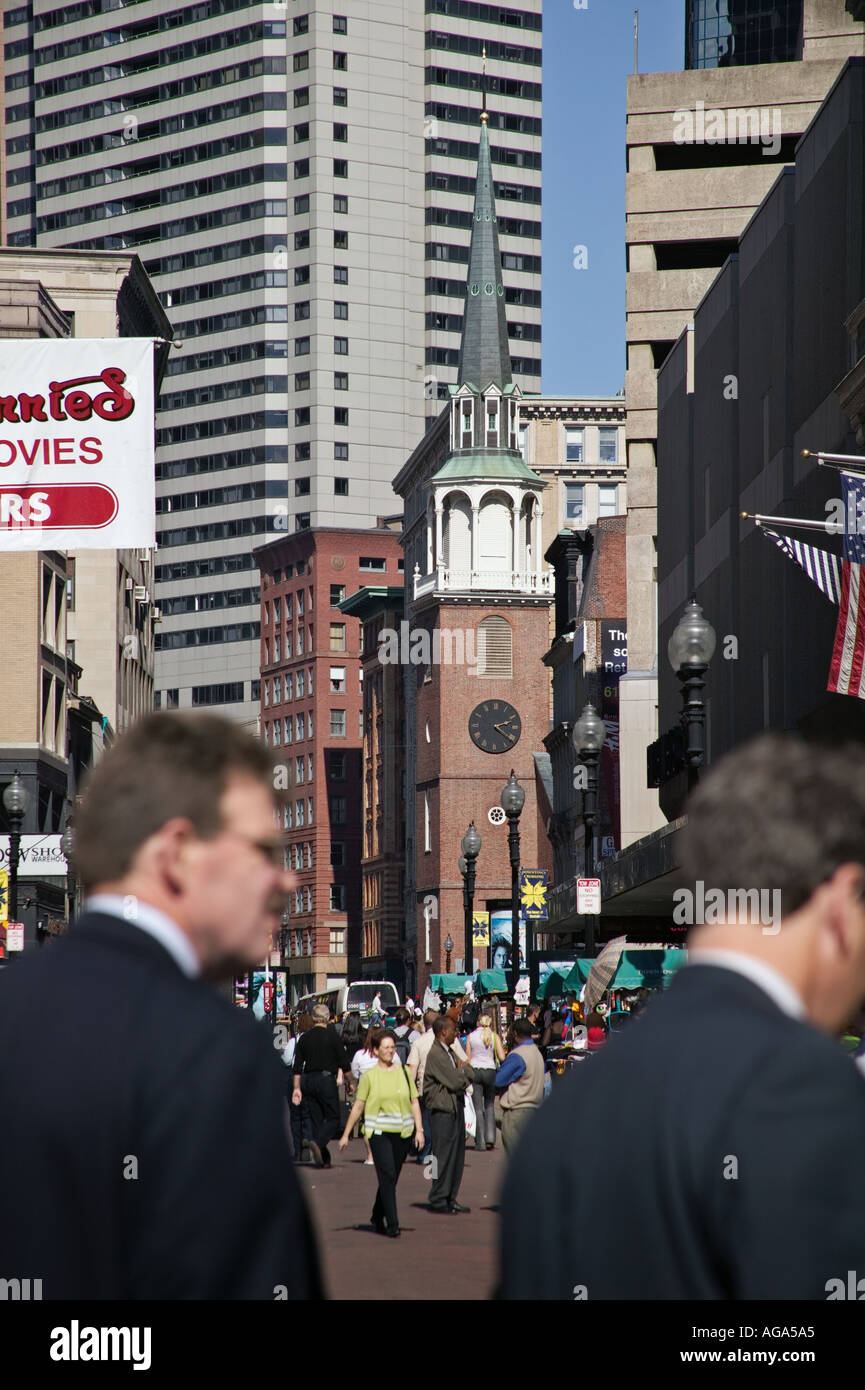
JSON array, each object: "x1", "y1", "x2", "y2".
[
  {"x1": 297, "y1": 627, "x2": 305, "y2": 654},
  {"x1": 334, "y1": 442, "x2": 349, "y2": 460},
  {"x1": 599, "y1": 427, "x2": 618, "y2": 463},
  {"x1": 334, "y1": 266, "x2": 348, "y2": 284},
  {"x1": 294, "y1": 15, "x2": 309, "y2": 35},
  {"x1": 565, "y1": 427, "x2": 584, "y2": 463},
  {"x1": 333, "y1": 123, "x2": 348, "y2": 141},
  {"x1": 330, "y1": 584, "x2": 346, "y2": 605},
  {"x1": 308, "y1": 668, "x2": 314, "y2": 695},
  {"x1": 333, "y1": 195, "x2": 348, "y2": 214},
  {"x1": 295, "y1": 669, "x2": 303, "y2": 696},
  {"x1": 333, "y1": 51, "x2": 347, "y2": 69},
  {"x1": 294, "y1": 122, "x2": 310, "y2": 143},
  {"x1": 333, "y1": 15, "x2": 347, "y2": 33},
  {"x1": 296, "y1": 712, "x2": 305, "y2": 741},
  {"x1": 329, "y1": 751, "x2": 346, "y2": 778},
  {"x1": 334, "y1": 371, "x2": 349, "y2": 389},
  {"x1": 334, "y1": 407, "x2": 349, "y2": 426},
  {"x1": 564, "y1": 482, "x2": 586, "y2": 525},
  {"x1": 333, "y1": 158, "x2": 348, "y2": 178},
  {"x1": 273, "y1": 722, "x2": 281, "y2": 746},
  {"x1": 263, "y1": 679, "x2": 270, "y2": 707},
  {"x1": 333, "y1": 86, "x2": 347, "y2": 106},
  {"x1": 424, "y1": 791, "x2": 431, "y2": 852},
  {"x1": 330, "y1": 928, "x2": 346, "y2": 953},
  {"x1": 294, "y1": 372, "x2": 310, "y2": 391},
  {"x1": 308, "y1": 710, "x2": 313, "y2": 738},
  {"x1": 359, "y1": 557, "x2": 386, "y2": 571},
  {"x1": 296, "y1": 514, "x2": 311, "y2": 531},
  {"x1": 293, "y1": 51, "x2": 310, "y2": 72},
  {"x1": 294, "y1": 301, "x2": 311, "y2": 321},
  {"x1": 335, "y1": 477, "x2": 349, "y2": 495},
  {"x1": 334, "y1": 337, "x2": 349, "y2": 354},
  {"x1": 295, "y1": 337, "x2": 310, "y2": 356},
  {"x1": 295, "y1": 407, "x2": 310, "y2": 426},
  {"x1": 296, "y1": 755, "x2": 305, "y2": 784},
  {"x1": 294, "y1": 195, "x2": 309, "y2": 214},
  {"x1": 330, "y1": 885, "x2": 346, "y2": 911},
  {"x1": 286, "y1": 672, "x2": 294, "y2": 699},
  {"x1": 273, "y1": 674, "x2": 282, "y2": 702},
  {"x1": 330, "y1": 709, "x2": 346, "y2": 736},
  {"x1": 295, "y1": 230, "x2": 310, "y2": 250},
  {"x1": 330, "y1": 666, "x2": 346, "y2": 692},
  {"x1": 294, "y1": 88, "x2": 309, "y2": 107},
  {"x1": 358, "y1": 709, "x2": 364, "y2": 738},
  {"x1": 477, "y1": 615, "x2": 513, "y2": 679},
  {"x1": 284, "y1": 716, "x2": 292, "y2": 743},
  {"x1": 334, "y1": 301, "x2": 348, "y2": 319},
  {"x1": 330, "y1": 796, "x2": 347, "y2": 824},
  {"x1": 598, "y1": 483, "x2": 619, "y2": 517},
  {"x1": 331, "y1": 842, "x2": 344, "y2": 866},
  {"x1": 295, "y1": 443, "x2": 310, "y2": 462},
  {"x1": 297, "y1": 799, "x2": 305, "y2": 827},
  {"x1": 294, "y1": 159, "x2": 310, "y2": 179},
  {"x1": 334, "y1": 229, "x2": 348, "y2": 248},
  {"x1": 308, "y1": 795, "x2": 314, "y2": 823},
  {"x1": 285, "y1": 803, "x2": 293, "y2": 829}
]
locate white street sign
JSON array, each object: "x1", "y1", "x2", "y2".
[
  {"x1": 0, "y1": 835, "x2": 67, "y2": 877},
  {"x1": 576, "y1": 877, "x2": 601, "y2": 914}
]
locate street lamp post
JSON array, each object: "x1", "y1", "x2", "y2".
[
  {"x1": 60, "y1": 819, "x2": 76, "y2": 931},
  {"x1": 573, "y1": 704, "x2": 606, "y2": 957},
  {"x1": 500, "y1": 771, "x2": 525, "y2": 1005},
  {"x1": 3, "y1": 772, "x2": 29, "y2": 943},
  {"x1": 460, "y1": 823, "x2": 481, "y2": 976},
  {"x1": 667, "y1": 597, "x2": 717, "y2": 791},
  {"x1": 444, "y1": 933, "x2": 454, "y2": 974}
]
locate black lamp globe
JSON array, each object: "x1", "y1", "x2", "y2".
[
  {"x1": 667, "y1": 597, "x2": 716, "y2": 673},
  {"x1": 500, "y1": 770, "x2": 525, "y2": 817},
  {"x1": 572, "y1": 703, "x2": 606, "y2": 755}
]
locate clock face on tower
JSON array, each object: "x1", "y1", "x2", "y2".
[{"x1": 468, "y1": 700, "x2": 522, "y2": 754}]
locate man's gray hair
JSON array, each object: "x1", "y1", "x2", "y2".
[{"x1": 312, "y1": 1004, "x2": 331, "y2": 1023}]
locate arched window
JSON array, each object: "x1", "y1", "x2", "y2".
[
  {"x1": 476, "y1": 615, "x2": 513, "y2": 678},
  {"x1": 477, "y1": 492, "x2": 511, "y2": 571},
  {"x1": 443, "y1": 494, "x2": 471, "y2": 570}
]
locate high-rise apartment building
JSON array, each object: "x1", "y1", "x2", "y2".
[
  {"x1": 686, "y1": 0, "x2": 804, "y2": 69},
  {"x1": 2, "y1": 0, "x2": 541, "y2": 728}
]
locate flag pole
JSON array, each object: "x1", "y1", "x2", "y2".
[
  {"x1": 802, "y1": 448, "x2": 865, "y2": 475},
  {"x1": 741, "y1": 510, "x2": 835, "y2": 535}
]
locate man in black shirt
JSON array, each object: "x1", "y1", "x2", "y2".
[{"x1": 292, "y1": 1004, "x2": 344, "y2": 1167}]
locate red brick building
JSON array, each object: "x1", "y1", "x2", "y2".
[{"x1": 255, "y1": 526, "x2": 403, "y2": 1002}]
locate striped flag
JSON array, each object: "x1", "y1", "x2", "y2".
[
  {"x1": 841, "y1": 471, "x2": 865, "y2": 564},
  {"x1": 828, "y1": 560, "x2": 865, "y2": 698},
  {"x1": 760, "y1": 528, "x2": 841, "y2": 604}
]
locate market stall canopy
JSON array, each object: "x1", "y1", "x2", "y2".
[
  {"x1": 475, "y1": 969, "x2": 509, "y2": 995},
  {"x1": 536, "y1": 970, "x2": 569, "y2": 1000},
  {"x1": 564, "y1": 948, "x2": 687, "y2": 997},
  {"x1": 429, "y1": 973, "x2": 473, "y2": 995}
]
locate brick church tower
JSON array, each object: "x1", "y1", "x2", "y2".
[{"x1": 396, "y1": 102, "x2": 554, "y2": 998}]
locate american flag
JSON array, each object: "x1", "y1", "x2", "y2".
[
  {"x1": 760, "y1": 528, "x2": 840, "y2": 605},
  {"x1": 827, "y1": 473, "x2": 865, "y2": 699}
]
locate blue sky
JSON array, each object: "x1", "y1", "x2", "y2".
[{"x1": 542, "y1": 0, "x2": 685, "y2": 397}]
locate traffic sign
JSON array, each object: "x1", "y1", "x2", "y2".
[
  {"x1": 576, "y1": 878, "x2": 601, "y2": 914},
  {"x1": 5, "y1": 923, "x2": 24, "y2": 951}
]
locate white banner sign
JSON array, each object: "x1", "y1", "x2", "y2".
[
  {"x1": 0, "y1": 835, "x2": 67, "y2": 877},
  {"x1": 576, "y1": 877, "x2": 601, "y2": 914},
  {"x1": 0, "y1": 338, "x2": 155, "y2": 549}
]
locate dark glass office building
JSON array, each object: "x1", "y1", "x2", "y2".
[{"x1": 686, "y1": 0, "x2": 804, "y2": 67}]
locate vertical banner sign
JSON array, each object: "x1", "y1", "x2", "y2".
[
  {"x1": 519, "y1": 869, "x2": 548, "y2": 919},
  {"x1": 0, "y1": 868, "x2": 7, "y2": 923},
  {"x1": 0, "y1": 339, "x2": 155, "y2": 550},
  {"x1": 600, "y1": 621, "x2": 627, "y2": 854},
  {"x1": 471, "y1": 911, "x2": 490, "y2": 946}
]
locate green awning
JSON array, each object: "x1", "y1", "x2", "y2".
[
  {"x1": 429, "y1": 974, "x2": 473, "y2": 995},
  {"x1": 563, "y1": 949, "x2": 687, "y2": 994},
  {"x1": 475, "y1": 969, "x2": 509, "y2": 994},
  {"x1": 536, "y1": 970, "x2": 569, "y2": 1000}
]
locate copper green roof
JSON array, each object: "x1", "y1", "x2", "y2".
[
  {"x1": 430, "y1": 446, "x2": 542, "y2": 485},
  {"x1": 456, "y1": 120, "x2": 512, "y2": 392}
]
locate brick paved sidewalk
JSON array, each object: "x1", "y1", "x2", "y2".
[{"x1": 298, "y1": 1135, "x2": 505, "y2": 1300}]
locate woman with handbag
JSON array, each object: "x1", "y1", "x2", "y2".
[
  {"x1": 465, "y1": 1013, "x2": 504, "y2": 1151},
  {"x1": 338, "y1": 1032, "x2": 423, "y2": 1238}
]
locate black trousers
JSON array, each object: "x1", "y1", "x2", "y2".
[
  {"x1": 428, "y1": 1106, "x2": 465, "y2": 1208},
  {"x1": 369, "y1": 1132, "x2": 412, "y2": 1230},
  {"x1": 302, "y1": 1072, "x2": 340, "y2": 1161}
]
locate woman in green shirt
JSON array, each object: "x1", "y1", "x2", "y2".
[{"x1": 338, "y1": 1032, "x2": 423, "y2": 1238}]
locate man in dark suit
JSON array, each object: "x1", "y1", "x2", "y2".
[
  {"x1": 501, "y1": 734, "x2": 865, "y2": 1299},
  {"x1": 424, "y1": 1015, "x2": 475, "y2": 1213},
  {"x1": 0, "y1": 712, "x2": 322, "y2": 1299}
]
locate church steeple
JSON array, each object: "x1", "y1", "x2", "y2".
[{"x1": 456, "y1": 76, "x2": 513, "y2": 393}]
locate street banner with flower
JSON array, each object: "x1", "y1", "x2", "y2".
[{"x1": 519, "y1": 869, "x2": 548, "y2": 919}]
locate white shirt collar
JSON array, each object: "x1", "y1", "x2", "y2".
[
  {"x1": 688, "y1": 948, "x2": 806, "y2": 1021},
  {"x1": 84, "y1": 893, "x2": 201, "y2": 979}
]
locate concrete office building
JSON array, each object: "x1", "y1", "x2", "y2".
[
  {"x1": 621, "y1": 0, "x2": 865, "y2": 850},
  {"x1": 1, "y1": 0, "x2": 542, "y2": 728}
]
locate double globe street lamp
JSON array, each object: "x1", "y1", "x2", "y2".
[
  {"x1": 572, "y1": 704, "x2": 606, "y2": 956},
  {"x1": 667, "y1": 596, "x2": 717, "y2": 790},
  {"x1": 3, "y1": 772, "x2": 30, "y2": 946},
  {"x1": 500, "y1": 771, "x2": 525, "y2": 1000}
]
